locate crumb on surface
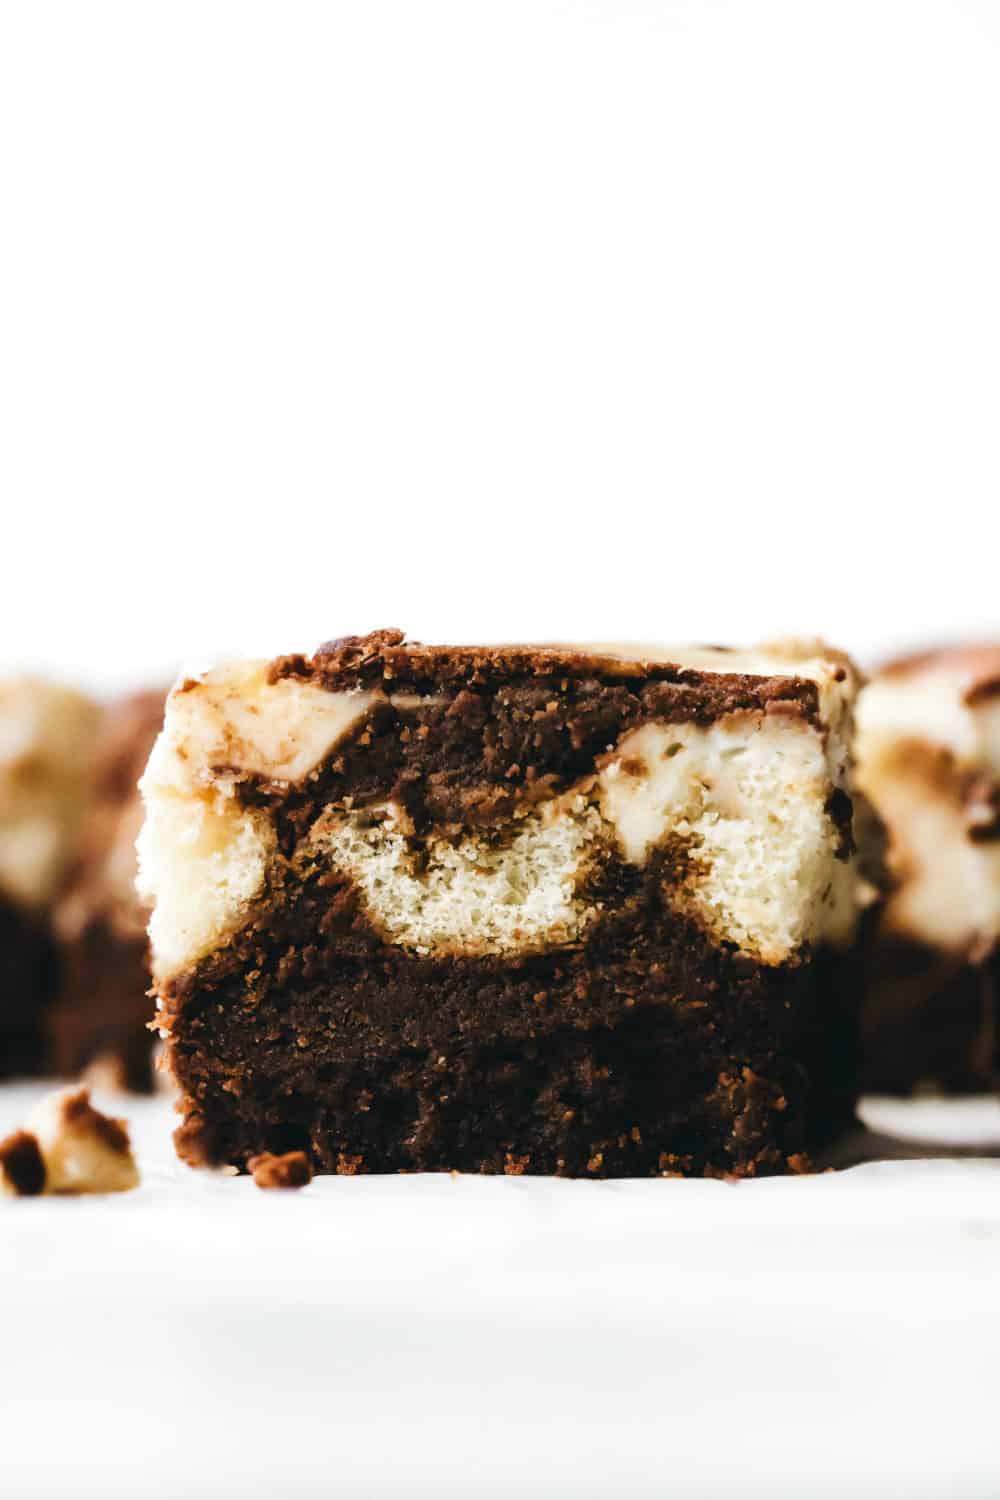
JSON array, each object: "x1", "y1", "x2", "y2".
[
  {"x1": 25, "y1": 1086, "x2": 139, "y2": 1195},
  {"x1": 248, "y1": 1150, "x2": 313, "y2": 1190},
  {"x1": 0, "y1": 1130, "x2": 47, "y2": 1196}
]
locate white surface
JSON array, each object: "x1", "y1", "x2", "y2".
[
  {"x1": 1, "y1": 1, "x2": 1000, "y2": 690},
  {"x1": 2, "y1": 1081, "x2": 1000, "y2": 1499}
]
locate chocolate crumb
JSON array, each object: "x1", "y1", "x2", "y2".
[
  {"x1": 27, "y1": 1086, "x2": 140, "y2": 1194},
  {"x1": 248, "y1": 1150, "x2": 313, "y2": 1190},
  {"x1": 0, "y1": 1130, "x2": 46, "y2": 1196}
]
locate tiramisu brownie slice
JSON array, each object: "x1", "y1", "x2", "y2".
[
  {"x1": 138, "y1": 631, "x2": 867, "y2": 1179},
  {"x1": 47, "y1": 691, "x2": 165, "y2": 1091},
  {"x1": 856, "y1": 645, "x2": 1000, "y2": 1093},
  {"x1": 0, "y1": 678, "x2": 100, "y2": 1075}
]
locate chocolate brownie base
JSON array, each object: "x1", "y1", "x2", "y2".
[{"x1": 165, "y1": 906, "x2": 856, "y2": 1179}]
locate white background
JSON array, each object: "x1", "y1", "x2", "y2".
[
  {"x1": 1, "y1": 1, "x2": 998, "y2": 691},
  {"x1": 3, "y1": 6, "x2": 1000, "y2": 1499}
]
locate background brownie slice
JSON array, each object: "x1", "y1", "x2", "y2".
[
  {"x1": 856, "y1": 644, "x2": 1000, "y2": 1094},
  {"x1": 47, "y1": 690, "x2": 165, "y2": 1091},
  {"x1": 0, "y1": 677, "x2": 100, "y2": 1075},
  {"x1": 138, "y1": 631, "x2": 869, "y2": 1178}
]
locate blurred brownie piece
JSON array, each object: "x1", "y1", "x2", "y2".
[
  {"x1": 856, "y1": 645, "x2": 1000, "y2": 1092},
  {"x1": 249, "y1": 1149, "x2": 313, "y2": 1190},
  {"x1": 48, "y1": 691, "x2": 165, "y2": 1090},
  {"x1": 0, "y1": 678, "x2": 100, "y2": 1075},
  {"x1": 139, "y1": 631, "x2": 872, "y2": 1179},
  {"x1": 0, "y1": 1086, "x2": 139, "y2": 1195}
]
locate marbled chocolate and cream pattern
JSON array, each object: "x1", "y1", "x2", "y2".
[{"x1": 138, "y1": 640, "x2": 863, "y2": 984}]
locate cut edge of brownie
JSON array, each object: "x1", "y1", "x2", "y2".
[{"x1": 141, "y1": 631, "x2": 866, "y2": 1178}]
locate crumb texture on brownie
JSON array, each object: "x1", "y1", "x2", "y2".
[
  {"x1": 140, "y1": 631, "x2": 866, "y2": 1179},
  {"x1": 598, "y1": 716, "x2": 854, "y2": 960},
  {"x1": 311, "y1": 797, "x2": 605, "y2": 956},
  {"x1": 306, "y1": 713, "x2": 849, "y2": 965}
]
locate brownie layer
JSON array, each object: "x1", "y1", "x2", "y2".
[
  {"x1": 164, "y1": 875, "x2": 857, "y2": 1178},
  {"x1": 261, "y1": 642, "x2": 842, "y2": 839},
  {"x1": 277, "y1": 630, "x2": 829, "y2": 709}
]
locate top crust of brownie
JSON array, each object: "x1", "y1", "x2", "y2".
[{"x1": 269, "y1": 630, "x2": 862, "y2": 726}]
